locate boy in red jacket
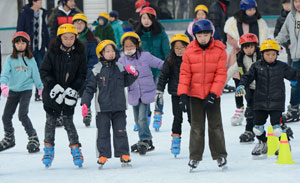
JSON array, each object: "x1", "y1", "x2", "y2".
[{"x1": 177, "y1": 19, "x2": 228, "y2": 170}]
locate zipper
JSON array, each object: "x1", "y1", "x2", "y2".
[
  {"x1": 267, "y1": 64, "x2": 270, "y2": 108},
  {"x1": 202, "y1": 51, "x2": 206, "y2": 97}
]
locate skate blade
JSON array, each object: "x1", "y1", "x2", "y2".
[
  {"x1": 220, "y1": 165, "x2": 228, "y2": 171},
  {"x1": 252, "y1": 154, "x2": 267, "y2": 160},
  {"x1": 231, "y1": 122, "x2": 242, "y2": 126},
  {"x1": 239, "y1": 141, "x2": 255, "y2": 144},
  {"x1": 121, "y1": 163, "x2": 132, "y2": 168},
  {"x1": 98, "y1": 165, "x2": 104, "y2": 169}
]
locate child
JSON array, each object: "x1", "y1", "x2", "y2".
[
  {"x1": 72, "y1": 13, "x2": 98, "y2": 127},
  {"x1": 236, "y1": 40, "x2": 300, "y2": 158},
  {"x1": 185, "y1": 4, "x2": 208, "y2": 41},
  {"x1": 39, "y1": 24, "x2": 87, "y2": 168},
  {"x1": 109, "y1": 10, "x2": 124, "y2": 50},
  {"x1": 224, "y1": 0, "x2": 269, "y2": 125},
  {"x1": 118, "y1": 32, "x2": 164, "y2": 155},
  {"x1": 135, "y1": 7, "x2": 170, "y2": 131},
  {"x1": 177, "y1": 19, "x2": 228, "y2": 169},
  {"x1": 226, "y1": 33, "x2": 260, "y2": 142},
  {"x1": 94, "y1": 12, "x2": 116, "y2": 42},
  {"x1": 81, "y1": 40, "x2": 138, "y2": 167},
  {"x1": 276, "y1": 0, "x2": 300, "y2": 123},
  {"x1": 0, "y1": 31, "x2": 43, "y2": 153},
  {"x1": 155, "y1": 33, "x2": 191, "y2": 157}
]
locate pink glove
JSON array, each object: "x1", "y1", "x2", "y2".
[
  {"x1": 1, "y1": 84, "x2": 9, "y2": 98},
  {"x1": 38, "y1": 89, "x2": 43, "y2": 97},
  {"x1": 125, "y1": 65, "x2": 138, "y2": 76},
  {"x1": 82, "y1": 104, "x2": 88, "y2": 117}
]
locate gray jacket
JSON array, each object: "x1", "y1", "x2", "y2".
[{"x1": 276, "y1": 0, "x2": 300, "y2": 61}]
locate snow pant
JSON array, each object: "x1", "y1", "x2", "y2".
[
  {"x1": 290, "y1": 61, "x2": 300, "y2": 106},
  {"x1": 44, "y1": 113, "x2": 80, "y2": 146},
  {"x1": 254, "y1": 110, "x2": 282, "y2": 143},
  {"x1": 96, "y1": 111, "x2": 129, "y2": 158},
  {"x1": 171, "y1": 95, "x2": 191, "y2": 135},
  {"x1": 133, "y1": 101, "x2": 152, "y2": 141},
  {"x1": 244, "y1": 88, "x2": 255, "y2": 132},
  {"x1": 189, "y1": 97, "x2": 227, "y2": 161},
  {"x1": 234, "y1": 78, "x2": 244, "y2": 109},
  {"x1": 2, "y1": 90, "x2": 36, "y2": 136}
]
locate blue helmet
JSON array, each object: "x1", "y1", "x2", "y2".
[
  {"x1": 240, "y1": 0, "x2": 257, "y2": 11},
  {"x1": 109, "y1": 10, "x2": 119, "y2": 18},
  {"x1": 192, "y1": 19, "x2": 215, "y2": 34}
]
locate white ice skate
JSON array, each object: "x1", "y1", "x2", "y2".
[{"x1": 231, "y1": 108, "x2": 244, "y2": 126}]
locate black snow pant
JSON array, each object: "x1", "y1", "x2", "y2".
[
  {"x1": 244, "y1": 88, "x2": 255, "y2": 132},
  {"x1": 96, "y1": 111, "x2": 129, "y2": 158},
  {"x1": 2, "y1": 90, "x2": 36, "y2": 136},
  {"x1": 189, "y1": 97, "x2": 227, "y2": 161},
  {"x1": 234, "y1": 78, "x2": 244, "y2": 109},
  {"x1": 171, "y1": 95, "x2": 191, "y2": 135},
  {"x1": 44, "y1": 113, "x2": 80, "y2": 146}
]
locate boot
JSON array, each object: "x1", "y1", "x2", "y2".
[
  {"x1": 97, "y1": 156, "x2": 108, "y2": 165},
  {"x1": 171, "y1": 134, "x2": 181, "y2": 157},
  {"x1": 120, "y1": 154, "x2": 131, "y2": 163},
  {"x1": 217, "y1": 157, "x2": 227, "y2": 168},
  {"x1": 137, "y1": 140, "x2": 155, "y2": 155},
  {"x1": 282, "y1": 105, "x2": 300, "y2": 123},
  {"x1": 0, "y1": 132, "x2": 15, "y2": 152},
  {"x1": 231, "y1": 107, "x2": 244, "y2": 126},
  {"x1": 70, "y1": 144, "x2": 84, "y2": 168},
  {"x1": 27, "y1": 134, "x2": 40, "y2": 153},
  {"x1": 239, "y1": 131, "x2": 255, "y2": 143},
  {"x1": 188, "y1": 160, "x2": 199, "y2": 169},
  {"x1": 42, "y1": 143, "x2": 54, "y2": 168},
  {"x1": 153, "y1": 111, "x2": 162, "y2": 131},
  {"x1": 83, "y1": 108, "x2": 92, "y2": 127},
  {"x1": 251, "y1": 140, "x2": 268, "y2": 158}
]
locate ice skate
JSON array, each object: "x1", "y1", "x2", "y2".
[
  {"x1": 188, "y1": 160, "x2": 199, "y2": 172},
  {"x1": 137, "y1": 140, "x2": 155, "y2": 155},
  {"x1": 70, "y1": 144, "x2": 84, "y2": 168},
  {"x1": 120, "y1": 155, "x2": 132, "y2": 168},
  {"x1": 217, "y1": 157, "x2": 228, "y2": 170},
  {"x1": 97, "y1": 156, "x2": 108, "y2": 169},
  {"x1": 27, "y1": 135, "x2": 40, "y2": 153},
  {"x1": 252, "y1": 140, "x2": 268, "y2": 159},
  {"x1": 153, "y1": 111, "x2": 162, "y2": 131},
  {"x1": 239, "y1": 131, "x2": 255, "y2": 143},
  {"x1": 231, "y1": 108, "x2": 244, "y2": 126},
  {"x1": 223, "y1": 84, "x2": 236, "y2": 93},
  {"x1": 0, "y1": 132, "x2": 15, "y2": 152},
  {"x1": 171, "y1": 134, "x2": 181, "y2": 158},
  {"x1": 133, "y1": 123, "x2": 139, "y2": 131},
  {"x1": 83, "y1": 108, "x2": 92, "y2": 127},
  {"x1": 42, "y1": 143, "x2": 54, "y2": 168},
  {"x1": 282, "y1": 105, "x2": 300, "y2": 123}
]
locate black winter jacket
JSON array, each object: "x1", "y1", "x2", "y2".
[
  {"x1": 40, "y1": 40, "x2": 87, "y2": 116},
  {"x1": 274, "y1": 9, "x2": 290, "y2": 48},
  {"x1": 156, "y1": 55, "x2": 182, "y2": 96},
  {"x1": 239, "y1": 59, "x2": 300, "y2": 111},
  {"x1": 81, "y1": 59, "x2": 137, "y2": 112}
]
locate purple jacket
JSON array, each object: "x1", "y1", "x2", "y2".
[{"x1": 118, "y1": 52, "x2": 164, "y2": 106}]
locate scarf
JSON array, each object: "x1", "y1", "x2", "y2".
[{"x1": 237, "y1": 14, "x2": 259, "y2": 40}]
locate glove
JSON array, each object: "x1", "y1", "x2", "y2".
[
  {"x1": 1, "y1": 84, "x2": 9, "y2": 98},
  {"x1": 64, "y1": 87, "x2": 78, "y2": 106},
  {"x1": 179, "y1": 94, "x2": 189, "y2": 113},
  {"x1": 50, "y1": 84, "x2": 65, "y2": 104},
  {"x1": 38, "y1": 89, "x2": 43, "y2": 97},
  {"x1": 235, "y1": 85, "x2": 245, "y2": 97},
  {"x1": 155, "y1": 90, "x2": 164, "y2": 109},
  {"x1": 203, "y1": 93, "x2": 217, "y2": 111},
  {"x1": 82, "y1": 104, "x2": 88, "y2": 117},
  {"x1": 125, "y1": 65, "x2": 138, "y2": 76}
]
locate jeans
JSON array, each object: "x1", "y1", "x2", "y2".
[
  {"x1": 290, "y1": 61, "x2": 300, "y2": 106},
  {"x1": 133, "y1": 102, "x2": 152, "y2": 141}
]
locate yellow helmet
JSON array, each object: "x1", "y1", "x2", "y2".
[
  {"x1": 194, "y1": 5, "x2": 208, "y2": 14},
  {"x1": 98, "y1": 12, "x2": 110, "y2": 20},
  {"x1": 121, "y1": 32, "x2": 141, "y2": 47},
  {"x1": 96, "y1": 40, "x2": 117, "y2": 58},
  {"x1": 260, "y1": 40, "x2": 280, "y2": 52},
  {"x1": 170, "y1": 33, "x2": 190, "y2": 45},
  {"x1": 72, "y1": 13, "x2": 88, "y2": 23},
  {"x1": 57, "y1": 23, "x2": 78, "y2": 36}
]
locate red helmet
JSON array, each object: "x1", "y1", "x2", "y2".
[
  {"x1": 239, "y1": 33, "x2": 258, "y2": 46},
  {"x1": 135, "y1": 0, "x2": 146, "y2": 12},
  {"x1": 139, "y1": 7, "x2": 156, "y2": 17},
  {"x1": 12, "y1": 31, "x2": 31, "y2": 43}
]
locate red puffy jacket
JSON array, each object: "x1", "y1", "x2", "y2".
[{"x1": 177, "y1": 39, "x2": 227, "y2": 99}]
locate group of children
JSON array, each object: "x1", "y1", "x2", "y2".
[{"x1": 0, "y1": 0, "x2": 299, "y2": 170}]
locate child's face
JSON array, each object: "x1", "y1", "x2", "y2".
[
  {"x1": 102, "y1": 45, "x2": 116, "y2": 60},
  {"x1": 195, "y1": 32, "x2": 211, "y2": 45},
  {"x1": 243, "y1": 45, "x2": 256, "y2": 56},
  {"x1": 99, "y1": 18, "x2": 104, "y2": 25},
  {"x1": 294, "y1": 0, "x2": 300, "y2": 12},
  {"x1": 245, "y1": 8, "x2": 256, "y2": 16},
  {"x1": 263, "y1": 50, "x2": 277, "y2": 63},
  {"x1": 141, "y1": 14, "x2": 152, "y2": 28},
  {"x1": 61, "y1": 33, "x2": 76, "y2": 48},
  {"x1": 173, "y1": 41, "x2": 186, "y2": 56},
  {"x1": 109, "y1": 17, "x2": 116, "y2": 22},
  {"x1": 282, "y1": 2, "x2": 291, "y2": 12},
  {"x1": 196, "y1": 10, "x2": 206, "y2": 20},
  {"x1": 124, "y1": 39, "x2": 136, "y2": 51},
  {"x1": 66, "y1": 0, "x2": 75, "y2": 9},
  {"x1": 15, "y1": 40, "x2": 27, "y2": 52},
  {"x1": 73, "y1": 20, "x2": 86, "y2": 33}
]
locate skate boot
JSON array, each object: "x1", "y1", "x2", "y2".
[
  {"x1": 56, "y1": 115, "x2": 63, "y2": 127},
  {"x1": 27, "y1": 134, "x2": 40, "y2": 153},
  {"x1": 97, "y1": 156, "x2": 108, "y2": 169},
  {"x1": 282, "y1": 105, "x2": 300, "y2": 123},
  {"x1": 281, "y1": 124, "x2": 294, "y2": 139},
  {"x1": 120, "y1": 155, "x2": 132, "y2": 167},
  {"x1": 251, "y1": 140, "x2": 268, "y2": 159},
  {"x1": 223, "y1": 84, "x2": 236, "y2": 93},
  {"x1": 0, "y1": 132, "x2": 15, "y2": 152},
  {"x1": 153, "y1": 111, "x2": 162, "y2": 131},
  {"x1": 171, "y1": 134, "x2": 181, "y2": 157},
  {"x1": 231, "y1": 107, "x2": 244, "y2": 126},
  {"x1": 217, "y1": 157, "x2": 227, "y2": 170},
  {"x1": 239, "y1": 131, "x2": 255, "y2": 143},
  {"x1": 42, "y1": 143, "x2": 54, "y2": 168},
  {"x1": 188, "y1": 160, "x2": 199, "y2": 172},
  {"x1": 83, "y1": 108, "x2": 92, "y2": 127},
  {"x1": 137, "y1": 140, "x2": 155, "y2": 155},
  {"x1": 70, "y1": 144, "x2": 84, "y2": 168},
  {"x1": 133, "y1": 123, "x2": 139, "y2": 131}
]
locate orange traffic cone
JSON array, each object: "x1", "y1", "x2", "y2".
[
  {"x1": 276, "y1": 133, "x2": 295, "y2": 164},
  {"x1": 267, "y1": 126, "x2": 279, "y2": 156}
]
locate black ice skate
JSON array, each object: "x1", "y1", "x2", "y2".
[
  {"x1": 217, "y1": 157, "x2": 227, "y2": 170},
  {"x1": 0, "y1": 132, "x2": 15, "y2": 152},
  {"x1": 252, "y1": 140, "x2": 268, "y2": 159},
  {"x1": 131, "y1": 140, "x2": 155, "y2": 155},
  {"x1": 83, "y1": 108, "x2": 92, "y2": 127},
  {"x1": 223, "y1": 84, "x2": 236, "y2": 93},
  {"x1": 282, "y1": 105, "x2": 300, "y2": 123},
  {"x1": 27, "y1": 135, "x2": 40, "y2": 153},
  {"x1": 188, "y1": 160, "x2": 199, "y2": 172},
  {"x1": 239, "y1": 131, "x2": 255, "y2": 143}
]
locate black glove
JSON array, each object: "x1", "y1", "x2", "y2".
[
  {"x1": 179, "y1": 94, "x2": 189, "y2": 113},
  {"x1": 203, "y1": 93, "x2": 217, "y2": 111}
]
